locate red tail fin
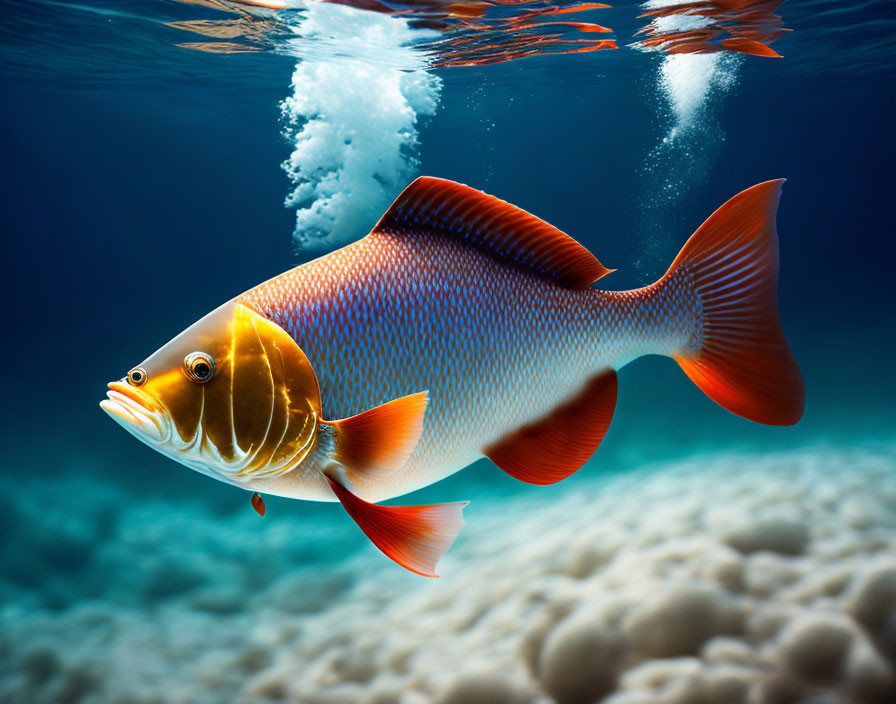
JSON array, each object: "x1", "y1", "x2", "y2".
[{"x1": 666, "y1": 180, "x2": 804, "y2": 426}]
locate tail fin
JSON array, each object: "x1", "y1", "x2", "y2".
[{"x1": 665, "y1": 180, "x2": 804, "y2": 425}]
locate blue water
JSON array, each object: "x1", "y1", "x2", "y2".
[{"x1": 1, "y1": 1, "x2": 895, "y2": 702}]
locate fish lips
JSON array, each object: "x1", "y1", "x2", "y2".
[{"x1": 100, "y1": 380, "x2": 167, "y2": 444}]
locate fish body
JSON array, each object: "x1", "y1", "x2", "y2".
[
  {"x1": 102, "y1": 177, "x2": 804, "y2": 576},
  {"x1": 239, "y1": 224, "x2": 693, "y2": 503}
]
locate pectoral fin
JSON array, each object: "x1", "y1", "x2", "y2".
[
  {"x1": 322, "y1": 391, "x2": 428, "y2": 480},
  {"x1": 324, "y1": 471, "x2": 467, "y2": 578}
]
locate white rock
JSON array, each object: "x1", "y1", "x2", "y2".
[
  {"x1": 743, "y1": 554, "x2": 805, "y2": 598},
  {"x1": 537, "y1": 613, "x2": 623, "y2": 704},
  {"x1": 623, "y1": 583, "x2": 743, "y2": 657},
  {"x1": 701, "y1": 637, "x2": 758, "y2": 667},
  {"x1": 846, "y1": 562, "x2": 896, "y2": 631},
  {"x1": 617, "y1": 658, "x2": 704, "y2": 703},
  {"x1": 697, "y1": 550, "x2": 746, "y2": 593},
  {"x1": 722, "y1": 516, "x2": 810, "y2": 556},
  {"x1": 844, "y1": 635, "x2": 896, "y2": 703},
  {"x1": 618, "y1": 657, "x2": 702, "y2": 690},
  {"x1": 747, "y1": 602, "x2": 800, "y2": 642},
  {"x1": 701, "y1": 664, "x2": 757, "y2": 704},
  {"x1": 783, "y1": 564, "x2": 854, "y2": 604},
  {"x1": 746, "y1": 673, "x2": 804, "y2": 704},
  {"x1": 435, "y1": 671, "x2": 534, "y2": 704},
  {"x1": 778, "y1": 612, "x2": 856, "y2": 682},
  {"x1": 562, "y1": 529, "x2": 626, "y2": 579},
  {"x1": 520, "y1": 601, "x2": 575, "y2": 676}
]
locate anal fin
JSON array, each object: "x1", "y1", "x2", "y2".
[
  {"x1": 484, "y1": 369, "x2": 617, "y2": 484},
  {"x1": 325, "y1": 472, "x2": 467, "y2": 578}
]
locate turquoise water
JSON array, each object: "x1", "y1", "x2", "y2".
[{"x1": 1, "y1": 1, "x2": 895, "y2": 702}]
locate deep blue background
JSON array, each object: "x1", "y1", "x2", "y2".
[{"x1": 1, "y1": 2, "x2": 894, "y2": 510}]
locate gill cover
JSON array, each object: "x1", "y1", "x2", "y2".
[{"x1": 139, "y1": 301, "x2": 322, "y2": 478}]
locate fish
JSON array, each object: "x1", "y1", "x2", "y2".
[{"x1": 101, "y1": 177, "x2": 804, "y2": 576}]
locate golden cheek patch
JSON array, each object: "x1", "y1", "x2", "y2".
[
  {"x1": 111, "y1": 301, "x2": 325, "y2": 482},
  {"x1": 219, "y1": 305, "x2": 322, "y2": 477}
]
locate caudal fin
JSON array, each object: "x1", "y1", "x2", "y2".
[{"x1": 665, "y1": 180, "x2": 804, "y2": 426}]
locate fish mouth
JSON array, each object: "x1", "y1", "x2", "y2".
[{"x1": 100, "y1": 380, "x2": 168, "y2": 444}]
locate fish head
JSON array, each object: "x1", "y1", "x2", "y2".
[{"x1": 100, "y1": 301, "x2": 322, "y2": 484}]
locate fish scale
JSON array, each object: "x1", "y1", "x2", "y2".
[{"x1": 239, "y1": 230, "x2": 693, "y2": 502}]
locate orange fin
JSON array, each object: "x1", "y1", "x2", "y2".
[
  {"x1": 372, "y1": 177, "x2": 613, "y2": 289},
  {"x1": 325, "y1": 473, "x2": 467, "y2": 577},
  {"x1": 665, "y1": 180, "x2": 804, "y2": 425},
  {"x1": 720, "y1": 38, "x2": 782, "y2": 58},
  {"x1": 448, "y1": 3, "x2": 487, "y2": 18},
  {"x1": 251, "y1": 492, "x2": 265, "y2": 517},
  {"x1": 484, "y1": 370, "x2": 617, "y2": 484},
  {"x1": 322, "y1": 392, "x2": 428, "y2": 480}
]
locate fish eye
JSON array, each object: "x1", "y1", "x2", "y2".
[
  {"x1": 183, "y1": 352, "x2": 216, "y2": 384},
  {"x1": 127, "y1": 368, "x2": 147, "y2": 386}
]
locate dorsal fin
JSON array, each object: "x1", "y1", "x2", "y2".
[{"x1": 372, "y1": 177, "x2": 613, "y2": 289}]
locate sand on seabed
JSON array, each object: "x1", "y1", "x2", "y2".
[{"x1": 1, "y1": 444, "x2": 894, "y2": 704}]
